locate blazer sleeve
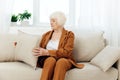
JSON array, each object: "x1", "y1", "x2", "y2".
[
  {"x1": 48, "y1": 31, "x2": 75, "y2": 58},
  {"x1": 39, "y1": 31, "x2": 51, "y2": 47}
]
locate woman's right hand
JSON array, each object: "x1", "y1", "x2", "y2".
[
  {"x1": 32, "y1": 47, "x2": 49, "y2": 57},
  {"x1": 32, "y1": 48, "x2": 42, "y2": 57}
]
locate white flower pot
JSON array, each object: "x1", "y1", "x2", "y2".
[
  {"x1": 11, "y1": 22, "x2": 17, "y2": 26},
  {"x1": 20, "y1": 21, "x2": 29, "y2": 26}
]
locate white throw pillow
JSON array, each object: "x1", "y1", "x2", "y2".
[
  {"x1": 73, "y1": 31, "x2": 105, "y2": 62},
  {"x1": 0, "y1": 34, "x2": 17, "y2": 61},
  {"x1": 14, "y1": 31, "x2": 42, "y2": 69},
  {"x1": 90, "y1": 46, "x2": 120, "y2": 72}
]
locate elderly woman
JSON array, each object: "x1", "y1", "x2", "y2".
[{"x1": 32, "y1": 11, "x2": 84, "y2": 80}]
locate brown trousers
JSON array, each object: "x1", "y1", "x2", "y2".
[{"x1": 40, "y1": 57, "x2": 72, "y2": 80}]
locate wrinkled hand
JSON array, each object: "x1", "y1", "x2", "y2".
[{"x1": 32, "y1": 47, "x2": 49, "y2": 57}]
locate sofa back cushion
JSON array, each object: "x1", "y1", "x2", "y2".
[
  {"x1": 90, "y1": 45, "x2": 120, "y2": 72},
  {"x1": 73, "y1": 30, "x2": 105, "y2": 62},
  {"x1": 0, "y1": 29, "x2": 48, "y2": 69},
  {"x1": 0, "y1": 34, "x2": 17, "y2": 61},
  {"x1": 0, "y1": 28, "x2": 105, "y2": 67},
  {"x1": 14, "y1": 31, "x2": 42, "y2": 69}
]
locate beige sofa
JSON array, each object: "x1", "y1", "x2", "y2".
[{"x1": 0, "y1": 28, "x2": 119, "y2": 80}]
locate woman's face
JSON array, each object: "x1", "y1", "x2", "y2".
[{"x1": 50, "y1": 18, "x2": 60, "y2": 30}]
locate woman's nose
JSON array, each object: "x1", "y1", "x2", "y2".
[
  {"x1": 51, "y1": 22, "x2": 54, "y2": 24},
  {"x1": 50, "y1": 22, "x2": 52, "y2": 25}
]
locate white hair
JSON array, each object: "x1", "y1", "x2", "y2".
[{"x1": 50, "y1": 11, "x2": 66, "y2": 26}]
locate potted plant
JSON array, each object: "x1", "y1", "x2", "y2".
[
  {"x1": 11, "y1": 14, "x2": 18, "y2": 26},
  {"x1": 11, "y1": 14, "x2": 18, "y2": 22},
  {"x1": 18, "y1": 10, "x2": 31, "y2": 25}
]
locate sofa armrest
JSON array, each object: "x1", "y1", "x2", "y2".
[{"x1": 117, "y1": 59, "x2": 120, "y2": 80}]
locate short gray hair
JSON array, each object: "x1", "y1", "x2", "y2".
[{"x1": 50, "y1": 11, "x2": 66, "y2": 26}]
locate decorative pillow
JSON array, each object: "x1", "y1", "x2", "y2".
[
  {"x1": 73, "y1": 31, "x2": 105, "y2": 62},
  {"x1": 90, "y1": 46, "x2": 120, "y2": 72},
  {"x1": 14, "y1": 30, "x2": 42, "y2": 69},
  {"x1": 0, "y1": 34, "x2": 17, "y2": 61}
]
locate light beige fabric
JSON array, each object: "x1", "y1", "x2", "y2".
[
  {"x1": 90, "y1": 46, "x2": 120, "y2": 72},
  {"x1": 0, "y1": 62, "x2": 117, "y2": 80},
  {"x1": 14, "y1": 31, "x2": 41, "y2": 68},
  {"x1": 65, "y1": 63, "x2": 118, "y2": 80},
  {"x1": 0, "y1": 62, "x2": 42, "y2": 80},
  {"x1": 0, "y1": 34, "x2": 17, "y2": 61},
  {"x1": 0, "y1": 29, "x2": 118, "y2": 80},
  {"x1": 117, "y1": 59, "x2": 120, "y2": 80},
  {"x1": 73, "y1": 31, "x2": 105, "y2": 62}
]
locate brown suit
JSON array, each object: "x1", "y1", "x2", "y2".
[{"x1": 39, "y1": 28, "x2": 84, "y2": 80}]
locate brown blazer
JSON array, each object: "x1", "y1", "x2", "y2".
[{"x1": 39, "y1": 28, "x2": 84, "y2": 68}]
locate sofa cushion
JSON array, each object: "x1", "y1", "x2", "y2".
[
  {"x1": 0, "y1": 62, "x2": 117, "y2": 80},
  {"x1": 90, "y1": 46, "x2": 120, "y2": 72},
  {"x1": 73, "y1": 31, "x2": 105, "y2": 62},
  {"x1": 0, "y1": 34, "x2": 17, "y2": 61},
  {"x1": 14, "y1": 31, "x2": 42, "y2": 68},
  {"x1": 65, "y1": 63, "x2": 118, "y2": 80},
  {"x1": 0, "y1": 62, "x2": 42, "y2": 80}
]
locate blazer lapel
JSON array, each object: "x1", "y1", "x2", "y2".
[
  {"x1": 58, "y1": 28, "x2": 68, "y2": 48},
  {"x1": 43, "y1": 30, "x2": 53, "y2": 48}
]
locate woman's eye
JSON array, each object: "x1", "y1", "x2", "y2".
[
  {"x1": 50, "y1": 19, "x2": 56, "y2": 23},
  {"x1": 52, "y1": 20, "x2": 55, "y2": 22}
]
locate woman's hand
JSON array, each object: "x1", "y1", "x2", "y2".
[{"x1": 32, "y1": 47, "x2": 49, "y2": 57}]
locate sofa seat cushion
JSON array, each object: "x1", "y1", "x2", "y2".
[
  {"x1": 0, "y1": 62, "x2": 118, "y2": 80},
  {"x1": 0, "y1": 62, "x2": 42, "y2": 80},
  {"x1": 65, "y1": 63, "x2": 118, "y2": 80}
]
